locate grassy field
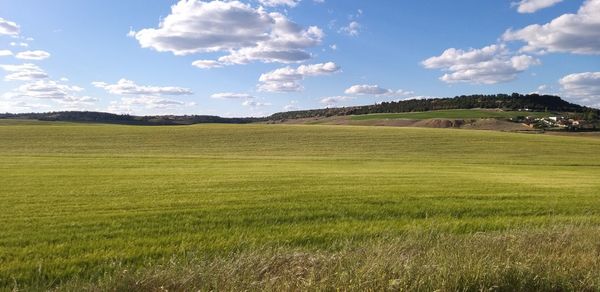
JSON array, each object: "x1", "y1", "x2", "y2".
[
  {"x1": 1, "y1": 120, "x2": 600, "y2": 290},
  {"x1": 350, "y1": 109, "x2": 552, "y2": 120}
]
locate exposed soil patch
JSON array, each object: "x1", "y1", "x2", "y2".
[
  {"x1": 412, "y1": 119, "x2": 467, "y2": 128},
  {"x1": 267, "y1": 116, "x2": 543, "y2": 133},
  {"x1": 461, "y1": 119, "x2": 533, "y2": 131}
]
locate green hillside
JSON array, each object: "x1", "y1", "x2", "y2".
[
  {"x1": 2, "y1": 121, "x2": 600, "y2": 290},
  {"x1": 350, "y1": 109, "x2": 552, "y2": 120}
]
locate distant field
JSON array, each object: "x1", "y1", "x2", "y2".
[
  {"x1": 350, "y1": 109, "x2": 552, "y2": 120},
  {"x1": 1, "y1": 120, "x2": 600, "y2": 290}
]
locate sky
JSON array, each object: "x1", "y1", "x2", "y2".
[{"x1": 0, "y1": 0, "x2": 599, "y2": 117}]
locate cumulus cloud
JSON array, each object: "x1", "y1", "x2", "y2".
[
  {"x1": 559, "y1": 72, "x2": 600, "y2": 107},
  {"x1": 210, "y1": 92, "x2": 255, "y2": 99},
  {"x1": 4, "y1": 80, "x2": 81, "y2": 99},
  {"x1": 503, "y1": 0, "x2": 600, "y2": 54},
  {"x1": 346, "y1": 84, "x2": 390, "y2": 95},
  {"x1": 92, "y1": 79, "x2": 193, "y2": 96},
  {"x1": 94, "y1": 79, "x2": 194, "y2": 114},
  {"x1": 192, "y1": 60, "x2": 224, "y2": 69},
  {"x1": 133, "y1": 0, "x2": 323, "y2": 67},
  {"x1": 344, "y1": 84, "x2": 413, "y2": 96},
  {"x1": 0, "y1": 17, "x2": 19, "y2": 36},
  {"x1": 258, "y1": 62, "x2": 340, "y2": 92},
  {"x1": 214, "y1": 14, "x2": 323, "y2": 65},
  {"x1": 134, "y1": 1, "x2": 271, "y2": 55},
  {"x1": 259, "y1": 0, "x2": 301, "y2": 7},
  {"x1": 319, "y1": 95, "x2": 354, "y2": 107},
  {"x1": 15, "y1": 50, "x2": 51, "y2": 60},
  {"x1": 108, "y1": 96, "x2": 192, "y2": 113},
  {"x1": 538, "y1": 84, "x2": 549, "y2": 91},
  {"x1": 339, "y1": 21, "x2": 361, "y2": 36},
  {"x1": 2, "y1": 79, "x2": 97, "y2": 109},
  {"x1": 0, "y1": 50, "x2": 12, "y2": 57},
  {"x1": 0, "y1": 100, "x2": 51, "y2": 112},
  {"x1": 0, "y1": 63, "x2": 49, "y2": 81},
  {"x1": 283, "y1": 100, "x2": 299, "y2": 110},
  {"x1": 10, "y1": 42, "x2": 28, "y2": 48},
  {"x1": 512, "y1": 0, "x2": 563, "y2": 13},
  {"x1": 242, "y1": 100, "x2": 271, "y2": 107},
  {"x1": 422, "y1": 44, "x2": 540, "y2": 84},
  {"x1": 210, "y1": 92, "x2": 269, "y2": 109}
]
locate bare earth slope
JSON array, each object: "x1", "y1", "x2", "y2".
[{"x1": 273, "y1": 116, "x2": 534, "y2": 131}]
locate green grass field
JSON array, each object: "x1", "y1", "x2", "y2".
[
  {"x1": 2, "y1": 120, "x2": 600, "y2": 290},
  {"x1": 350, "y1": 109, "x2": 552, "y2": 120}
]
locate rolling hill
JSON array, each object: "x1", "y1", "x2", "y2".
[{"x1": 1, "y1": 94, "x2": 598, "y2": 126}]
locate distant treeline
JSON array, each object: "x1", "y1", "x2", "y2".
[
  {"x1": 269, "y1": 94, "x2": 597, "y2": 120},
  {"x1": 1, "y1": 94, "x2": 598, "y2": 125},
  {"x1": 0, "y1": 111, "x2": 263, "y2": 125}
]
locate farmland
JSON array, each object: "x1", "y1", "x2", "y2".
[
  {"x1": 349, "y1": 109, "x2": 552, "y2": 121},
  {"x1": 2, "y1": 120, "x2": 600, "y2": 290}
]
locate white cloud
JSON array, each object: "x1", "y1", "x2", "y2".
[
  {"x1": 192, "y1": 59, "x2": 223, "y2": 69},
  {"x1": 339, "y1": 21, "x2": 360, "y2": 36},
  {"x1": 0, "y1": 63, "x2": 48, "y2": 81},
  {"x1": 0, "y1": 17, "x2": 19, "y2": 36},
  {"x1": 94, "y1": 79, "x2": 194, "y2": 114},
  {"x1": 259, "y1": 68, "x2": 303, "y2": 92},
  {"x1": 15, "y1": 50, "x2": 51, "y2": 60},
  {"x1": 559, "y1": 72, "x2": 600, "y2": 107},
  {"x1": 92, "y1": 79, "x2": 193, "y2": 96},
  {"x1": 242, "y1": 100, "x2": 271, "y2": 107},
  {"x1": 210, "y1": 92, "x2": 267, "y2": 108},
  {"x1": 108, "y1": 96, "x2": 191, "y2": 113},
  {"x1": 10, "y1": 42, "x2": 28, "y2": 48},
  {"x1": 319, "y1": 95, "x2": 354, "y2": 107},
  {"x1": 210, "y1": 92, "x2": 255, "y2": 99},
  {"x1": 284, "y1": 100, "x2": 299, "y2": 110},
  {"x1": 259, "y1": 0, "x2": 301, "y2": 7},
  {"x1": 345, "y1": 85, "x2": 390, "y2": 95},
  {"x1": 2, "y1": 80, "x2": 97, "y2": 108},
  {"x1": 296, "y1": 62, "x2": 340, "y2": 75},
  {"x1": 127, "y1": 27, "x2": 136, "y2": 37},
  {"x1": 0, "y1": 50, "x2": 12, "y2": 57},
  {"x1": 215, "y1": 15, "x2": 323, "y2": 65},
  {"x1": 503, "y1": 0, "x2": 600, "y2": 54},
  {"x1": 512, "y1": 0, "x2": 563, "y2": 13},
  {"x1": 397, "y1": 96, "x2": 439, "y2": 102},
  {"x1": 344, "y1": 84, "x2": 413, "y2": 96},
  {"x1": 422, "y1": 44, "x2": 540, "y2": 84},
  {"x1": 4, "y1": 80, "x2": 82, "y2": 99},
  {"x1": 0, "y1": 100, "x2": 51, "y2": 112},
  {"x1": 134, "y1": 1, "x2": 271, "y2": 55},
  {"x1": 258, "y1": 62, "x2": 340, "y2": 92},
  {"x1": 133, "y1": 0, "x2": 323, "y2": 67},
  {"x1": 395, "y1": 89, "x2": 414, "y2": 96}
]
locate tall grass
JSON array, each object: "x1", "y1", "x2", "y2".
[{"x1": 60, "y1": 227, "x2": 600, "y2": 291}]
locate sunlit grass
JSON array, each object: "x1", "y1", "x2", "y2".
[{"x1": 1, "y1": 121, "x2": 599, "y2": 290}]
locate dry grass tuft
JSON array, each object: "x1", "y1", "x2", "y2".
[{"x1": 57, "y1": 227, "x2": 600, "y2": 291}]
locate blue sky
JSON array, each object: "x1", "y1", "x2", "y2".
[{"x1": 0, "y1": 0, "x2": 599, "y2": 116}]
